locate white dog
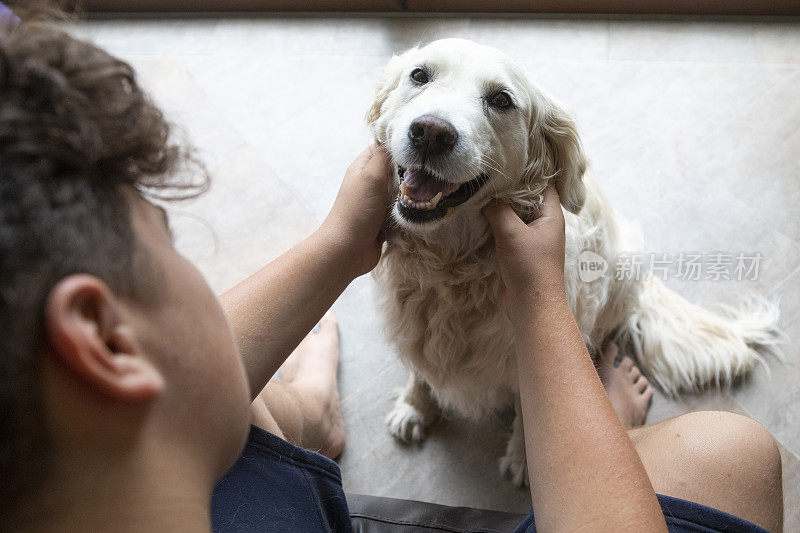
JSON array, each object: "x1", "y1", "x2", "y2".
[{"x1": 368, "y1": 38, "x2": 781, "y2": 486}]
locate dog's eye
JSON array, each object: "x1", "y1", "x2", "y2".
[
  {"x1": 410, "y1": 68, "x2": 429, "y2": 85},
  {"x1": 488, "y1": 91, "x2": 512, "y2": 109}
]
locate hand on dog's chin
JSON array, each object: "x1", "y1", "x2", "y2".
[
  {"x1": 322, "y1": 145, "x2": 392, "y2": 277},
  {"x1": 484, "y1": 187, "x2": 567, "y2": 312}
]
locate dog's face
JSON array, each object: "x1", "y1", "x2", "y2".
[{"x1": 368, "y1": 38, "x2": 587, "y2": 233}]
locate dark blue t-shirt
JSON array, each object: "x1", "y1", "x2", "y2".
[{"x1": 212, "y1": 425, "x2": 768, "y2": 533}]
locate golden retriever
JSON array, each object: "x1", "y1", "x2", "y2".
[{"x1": 368, "y1": 38, "x2": 781, "y2": 486}]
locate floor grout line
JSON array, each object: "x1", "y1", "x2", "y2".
[
  {"x1": 729, "y1": 393, "x2": 800, "y2": 461},
  {"x1": 769, "y1": 262, "x2": 800, "y2": 298}
]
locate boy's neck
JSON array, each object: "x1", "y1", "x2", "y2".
[{"x1": 10, "y1": 445, "x2": 214, "y2": 532}]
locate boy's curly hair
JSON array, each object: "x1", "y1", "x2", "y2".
[{"x1": 0, "y1": 4, "x2": 207, "y2": 514}]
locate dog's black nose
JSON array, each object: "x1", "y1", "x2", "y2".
[{"x1": 408, "y1": 115, "x2": 458, "y2": 156}]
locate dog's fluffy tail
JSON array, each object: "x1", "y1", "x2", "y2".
[{"x1": 620, "y1": 277, "x2": 783, "y2": 396}]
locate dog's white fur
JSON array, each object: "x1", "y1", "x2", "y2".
[{"x1": 368, "y1": 39, "x2": 782, "y2": 485}]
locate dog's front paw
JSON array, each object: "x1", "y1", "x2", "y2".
[
  {"x1": 499, "y1": 448, "x2": 529, "y2": 487},
  {"x1": 386, "y1": 401, "x2": 432, "y2": 444}
]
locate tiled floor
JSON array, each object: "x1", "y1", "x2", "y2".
[{"x1": 72, "y1": 15, "x2": 800, "y2": 529}]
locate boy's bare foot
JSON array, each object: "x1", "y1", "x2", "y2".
[
  {"x1": 598, "y1": 342, "x2": 654, "y2": 429},
  {"x1": 278, "y1": 311, "x2": 346, "y2": 458}
]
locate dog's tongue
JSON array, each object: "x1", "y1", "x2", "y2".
[{"x1": 403, "y1": 168, "x2": 460, "y2": 202}]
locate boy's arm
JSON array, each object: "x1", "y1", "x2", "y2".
[
  {"x1": 220, "y1": 146, "x2": 390, "y2": 400},
  {"x1": 484, "y1": 187, "x2": 667, "y2": 533}
]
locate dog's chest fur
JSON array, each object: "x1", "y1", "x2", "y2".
[{"x1": 376, "y1": 229, "x2": 520, "y2": 418}]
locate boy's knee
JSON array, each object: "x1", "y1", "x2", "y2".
[
  {"x1": 673, "y1": 411, "x2": 781, "y2": 479},
  {"x1": 661, "y1": 411, "x2": 783, "y2": 531}
]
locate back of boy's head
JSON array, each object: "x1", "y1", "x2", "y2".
[{"x1": 0, "y1": 3, "x2": 206, "y2": 514}]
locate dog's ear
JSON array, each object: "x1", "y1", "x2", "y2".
[
  {"x1": 366, "y1": 51, "x2": 413, "y2": 134},
  {"x1": 527, "y1": 91, "x2": 588, "y2": 214}
]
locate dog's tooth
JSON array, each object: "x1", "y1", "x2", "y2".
[
  {"x1": 400, "y1": 182, "x2": 408, "y2": 196},
  {"x1": 429, "y1": 192, "x2": 443, "y2": 208}
]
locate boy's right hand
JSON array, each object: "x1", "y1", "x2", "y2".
[
  {"x1": 321, "y1": 145, "x2": 391, "y2": 278},
  {"x1": 483, "y1": 185, "x2": 567, "y2": 312}
]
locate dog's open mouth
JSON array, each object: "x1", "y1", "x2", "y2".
[{"x1": 396, "y1": 165, "x2": 489, "y2": 223}]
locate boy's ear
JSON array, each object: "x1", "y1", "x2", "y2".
[{"x1": 44, "y1": 274, "x2": 164, "y2": 402}]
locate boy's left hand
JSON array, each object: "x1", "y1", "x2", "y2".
[{"x1": 322, "y1": 145, "x2": 391, "y2": 277}]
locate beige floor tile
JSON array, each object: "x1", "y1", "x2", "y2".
[
  {"x1": 345, "y1": 16, "x2": 473, "y2": 54},
  {"x1": 782, "y1": 446, "x2": 800, "y2": 532},
  {"x1": 609, "y1": 20, "x2": 756, "y2": 62},
  {"x1": 755, "y1": 22, "x2": 800, "y2": 63},
  {"x1": 73, "y1": 16, "x2": 475, "y2": 59},
  {"x1": 69, "y1": 18, "x2": 221, "y2": 56},
  {"x1": 179, "y1": 52, "x2": 383, "y2": 218},
  {"x1": 468, "y1": 18, "x2": 609, "y2": 61},
  {"x1": 169, "y1": 144, "x2": 319, "y2": 293},
  {"x1": 691, "y1": 70, "x2": 800, "y2": 243},
  {"x1": 130, "y1": 58, "x2": 249, "y2": 169}
]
